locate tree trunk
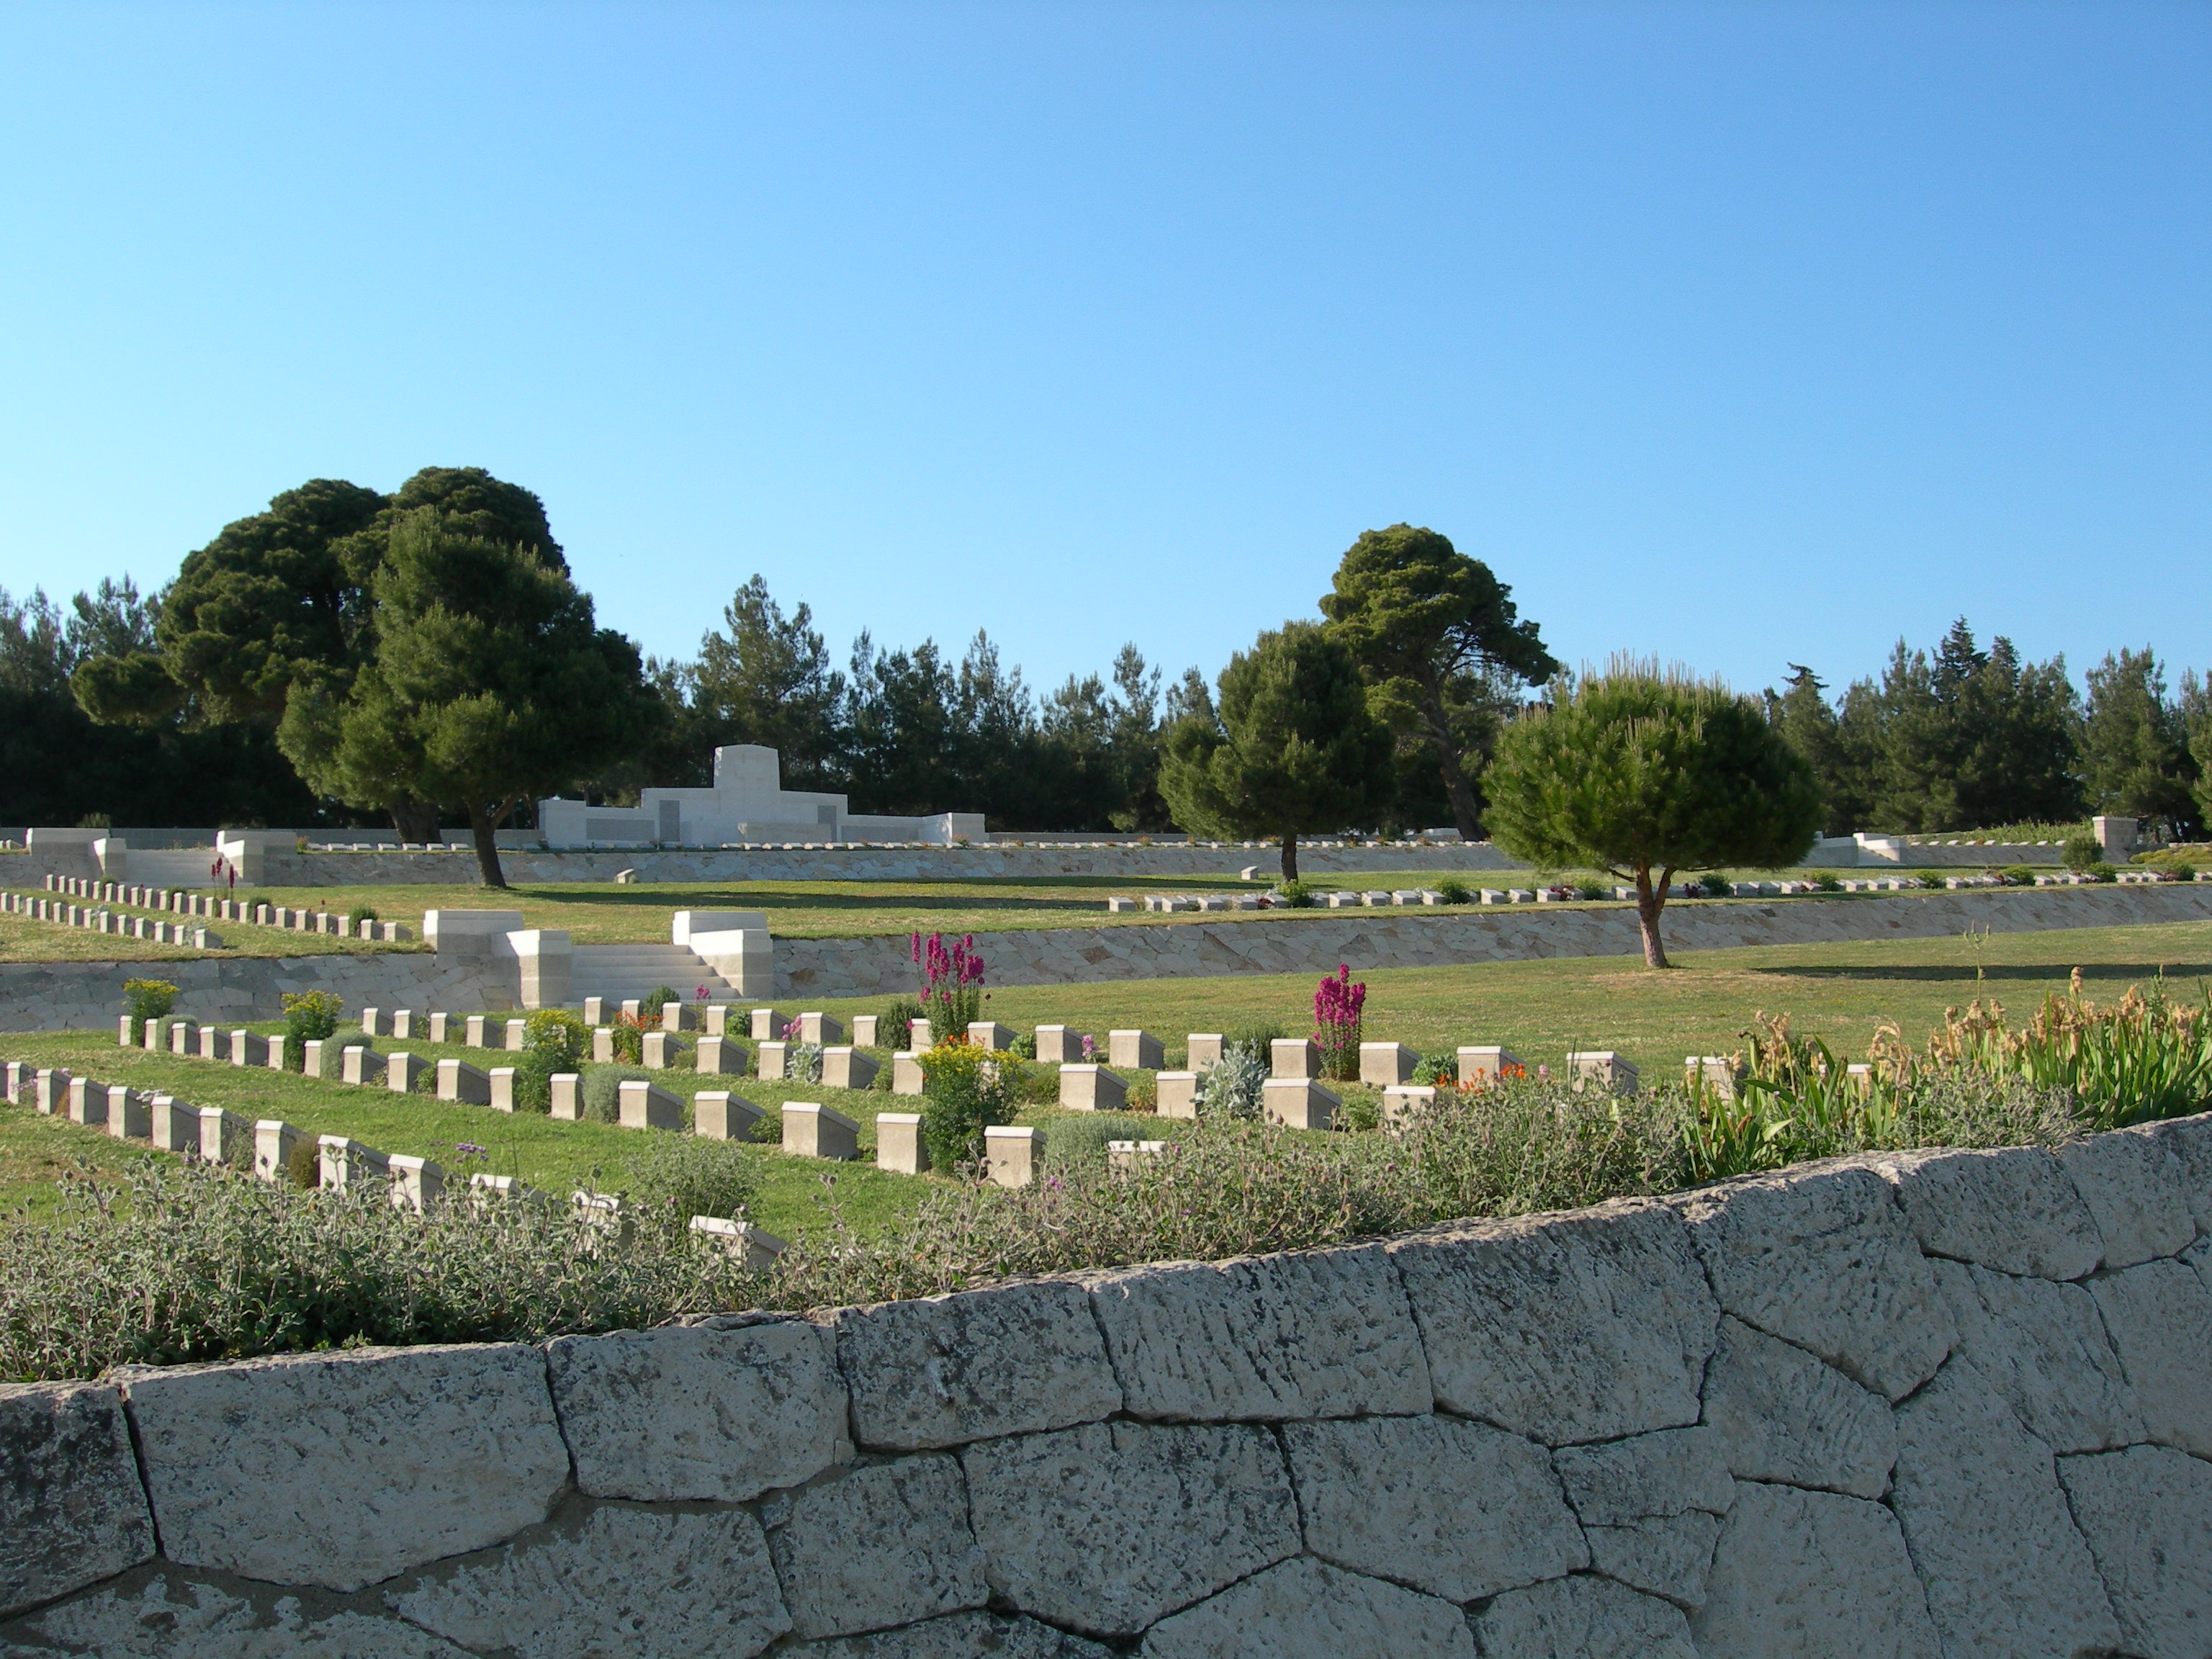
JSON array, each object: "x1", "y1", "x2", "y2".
[
  {"x1": 388, "y1": 795, "x2": 441, "y2": 843},
  {"x1": 1633, "y1": 866, "x2": 1673, "y2": 968},
  {"x1": 1419, "y1": 689, "x2": 1483, "y2": 842},
  {"x1": 465, "y1": 798, "x2": 509, "y2": 889},
  {"x1": 1280, "y1": 833, "x2": 1300, "y2": 884}
]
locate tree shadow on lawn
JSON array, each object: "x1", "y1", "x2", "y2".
[{"x1": 1750, "y1": 961, "x2": 2212, "y2": 987}]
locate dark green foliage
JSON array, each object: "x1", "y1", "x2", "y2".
[
  {"x1": 2082, "y1": 647, "x2": 2200, "y2": 836},
  {"x1": 1158, "y1": 623, "x2": 1394, "y2": 882},
  {"x1": 346, "y1": 904, "x2": 379, "y2": 927},
  {"x1": 1773, "y1": 622, "x2": 2083, "y2": 837},
  {"x1": 2064, "y1": 832, "x2": 2102, "y2": 872},
  {"x1": 1485, "y1": 660, "x2": 1822, "y2": 967},
  {"x1": 279, "y1": 991, "x2": 343, "y2": 1065},
  {"x1": 1698, "y1": 872, "x2": 1732, "y2": 897},
  {"x1": 121, "y1": 979, "x2": 177, "y2": 1023},
  {"x1": 277, "y1": 505, "x2": 656, "y2": 886},
  {"x1": 1434, "y1": 876, "x2": 1473, "y2": 904},
  {"x1": 1276, "y1": 878, "x2": 1316, "y2": 907},
  {"x1": 1320, "y1": 523, "x2": 1557, "y2": 840},
  {"x1": 1812, "y1": 873, "x2": 1844, "y2": 893},
  {"x1": 2002, "y1": 866, "x2": 2037, "y2": 886},
  {"x1": 580, "y1": 1065, "x2": 652, "y2": 1124},
  {"x1": 879, "y1": 998, "x2": 923, "y2": 1053},
  {"x1": 916, "y1": 1043, "x2": 1015, "y2": 1171},
  {"x1": 640, "y1": 986, "x2": 680, "y2": 1021}
]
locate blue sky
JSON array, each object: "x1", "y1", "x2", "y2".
[{"x1": 0, "y1": 1, "x2": 2203, "y2": 707}]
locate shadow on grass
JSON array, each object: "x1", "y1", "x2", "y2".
[{"x1": 1749, "y1": 961, "x2": 2212, "y2": 986}]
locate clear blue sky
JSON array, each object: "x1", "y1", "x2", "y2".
[{"x1": 1, "y1": 1, "x2": 2203, "y2": 708}]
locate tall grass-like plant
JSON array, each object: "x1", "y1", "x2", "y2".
[
  {"x1": 1987, "y1": 973, "x2": 2212, "y2": 1129},
  {"x1": 279, "y1": 990, "x2": 346, "y2": 1069}
]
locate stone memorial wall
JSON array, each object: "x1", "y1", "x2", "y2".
[{"x1": 3, "y1": 1117, "x2": 2208, "y2": 1656}]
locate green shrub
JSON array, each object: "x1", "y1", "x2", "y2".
[
  {"x1": 1336, "y1": 1092, "x2": 1381, "y2": 1132},
  {"x1": 346, "y1": 904, "x2": 380, "y2": 927},
  {"x1": 1698, "y1": 872, "x2": 1732, "y2": 898},
  {"x1": 1572, "y1": 879, "x2": 1608, "y2": 901},
  {"x1": 1010, "y1": 1061, "x2": 1060, "y2": 1105},
  {"x1": 580, "y1": 1065, "x2": 652, "y2": 1124},
  {"x1": 2090, "y1": 863, "x2": 2118, "y2": 884},
  {"x1": 1410, "y1": 1053, "x2": 1455, "y2": 1087},
  {"x1": 524, "y1": 1010, "x2": 592, "y2": 1072},
  {"x1": 1434, "y1": 877, "x2": 1473, "y2": 904},
  {"x1": 1811, "y1": 873, "x2": 1843, "y2": 893},
  {"x1": 607, "y1": 1015, "x2": 647, "y2": 1065},
  {"x1": 916, "y1": 1041, "x2": 1015, "y2": 1171},
  {"x1": 788, "y1": 1041, "x2": 823, "y2": 1084},
  {"x1": 279, "y1": 992, "x2": 343, "y2": 1058},
  {"x1": 1009, "y1": 1031, "x2": 1037, "y2": 1060},
  {"x1": 880, "y1": 998, "x2": 923, "y2": 1052},
  {"x1": 122, "y1": 979, "x2": 178, "y2": 1025},
  {"x1": 2064, "y1": 831, "x2": 2102, "y2": 873},
  {"x1": 1194, "y1": 1042, "x2": 1268, "y2": 1120},
  {"x1": 1276, "y1": 879, "x2": 1315, "y2": 908},
  {"x1": 2001, "y1": 866, "x2": 2037, "y2": 887},
  {"x1": 2172, "y1": 864, "x2": 2198, "y2": 883},
  {"x1": 508, "y1": 1049, "x2": 559, "y2": 1113},
  {"x1": 625, "y1": 1136, "x2": 762, "y2": 1250},
  {"x1": 1917, "y1": 873, "x2": 1947, "y2": 889},
  {"x1": 284, "y1": 1137, "x2": 321, "y2": 1190},
  {"x1": 641, "y1": 986, "x2": 680, "y2": 1022}
]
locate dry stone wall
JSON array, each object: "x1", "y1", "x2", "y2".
[
  {"x1": 0, "y1": 954, "x2": 516, "y2": 1036},
  {"x1": 776, "y1": 881, "x2": 2212, "y2": 997},
  {"x1": 4, "y1": 1115, "x2": 2210, "y2": 1656},
  {"x1": 4, "y1": 884, "x2": 2209, "y2": 1033}
]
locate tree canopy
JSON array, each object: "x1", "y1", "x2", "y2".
[
  {"x1": 1157, "y1": 621, "x2": 1395, "y2": 881},
  {"x1": 1485, "y1": 661, "x2": 1822, "y2": 967},
  {"x1": 277, "y1": 508, "x2": 648, "y2": 886},
  {"x1": 1319, "y1": 524, "x2": 1556, "y2": 840}
]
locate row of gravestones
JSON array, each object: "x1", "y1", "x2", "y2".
[
  {"x1": 6, "y1": 890, "x2": 220, "y2": 948},
  {"x1": 2, "y1": 1056, "x2": 788, "y2": 1269},
  {"x1": 41, "y1": 873, "x2": 411, "y2": 941}
]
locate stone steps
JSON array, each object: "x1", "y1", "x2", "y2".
[{"x1": 570, "y1": 943, "x2": 737, "y2": 1004}]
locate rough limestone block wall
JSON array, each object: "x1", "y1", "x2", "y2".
[
  {"x1": 3, "y1": 1115, "x2": 2208, "y2": 1657},
  {"x1": 4, "y1": 885, "x2": 2208, "y2": 1030},
  {"x1": 0, "y1": 954, "x2": 518, "y2": 1035},
  {"x1": 775, "y1": 882, "x2": 2212, "y2": 997}
]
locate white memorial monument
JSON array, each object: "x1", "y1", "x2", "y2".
[{"x1": 537, "y1": 745, "x2": 987, "y2": 849}]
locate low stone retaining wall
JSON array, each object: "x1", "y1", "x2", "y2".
[
  {"x1": 0, "y1": 954, "x2": 516, "y2": 1035},
  {"x1": 4, "y1": 884, "x2": 2208, "y2": 1031},
  {"x1": 4, "y1": 1117, "x2": 2208, "y2": 1655},
  {"x1": 776, "y1": 881, "x2": 2212, "y2": 997}
]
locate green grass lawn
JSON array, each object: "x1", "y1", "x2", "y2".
[{"x1": 8, "y1": 917, "x2": 2206, "y2": 1239}]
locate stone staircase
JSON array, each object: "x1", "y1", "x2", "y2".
[{"x1": 569, "y1": 943, "x2": 739, "y2": 1005}]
